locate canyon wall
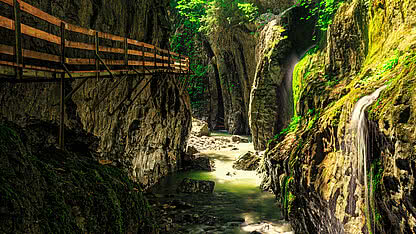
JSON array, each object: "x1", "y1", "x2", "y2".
[
  {"x1": 260, "y1": 0, "x2": 416, "y2": 233},
  {"x1": 0, "y1": 0, "x2": 191, "y2": 188}
]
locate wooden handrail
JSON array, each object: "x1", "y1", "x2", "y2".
[{"x1": 0, "y1": 0, "x2": 190, "y2": 76}]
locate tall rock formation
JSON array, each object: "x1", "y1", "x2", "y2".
[
  {"x1": 195, "y1": 0, "x2": 295, "y2": 135},
  {"x1": 260, "y1": 0, "x2": 416, "y2": 233},
  {"x1": 0, "y1": 0, "x2": 191, "y2": 188},
  {"x1": 208, "y1": 26, "x2": 257, "y2": 134},
  {"x1": 249, "y1": 7, "x2": 315, "y2": 150},
  {"x1": 249, "y1": 18, "x2": 293, "y2": 151}
]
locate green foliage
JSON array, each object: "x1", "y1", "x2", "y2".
[
  {"x1": 199, "y1": 0, "x2": 258, "y2": 35},
  {"x1": 171, "y1": 0, "x2": 258, "y2": 108},
  {"x1": 324, "y1": 74, "x2": 339, "y2": 87},
  {"x1": 273, "y1": 115, "x2": 302, "y2": 140},
  {"x1": 367, "y1": 159, "x2": 383, "y2": 233},
  {"x1": 296, "y1": 0, "x2": 343, "y2": 33},
  {"x1": 380, "y1": 53, "x2": 399, "y2": 73}
]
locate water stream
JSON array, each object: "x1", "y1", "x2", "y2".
[
  {"x1": 346, "y1": 85, "x2": 387, "y2": 232},
  {"x1": 151, "y1": 133, "x2": 293, "y2": 233}
]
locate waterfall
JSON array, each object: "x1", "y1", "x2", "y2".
[{"x1": 346, "y1": 85, "x2": 386, "y2": 232}]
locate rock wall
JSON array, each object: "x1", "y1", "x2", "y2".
[
  {"x1": 260, "y1": 0, "x2": 416, "y2": 233},
  {"x1": 209, "y1": 27, "x2": 257, "y2": 134},
  {"x1": 0, "y1": 0, "x2": 191, "y2": 188},
  {"x1": 249, "y1": 7, "x2": 315, "y2": 150},
  {"x1": 249, "y1": 18, "x2": 292, "y2": 151}
]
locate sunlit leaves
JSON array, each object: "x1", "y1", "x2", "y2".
[{"x1": 295, "y1": 0, "x2": 343, "y2": 32}]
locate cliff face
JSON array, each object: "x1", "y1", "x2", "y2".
[
  {"x1": 208, "y1": 27, "x2": 257, "y2": 134},
  {"x1": 260, "y1": 0, "x2": 416, "y2": 233},
  {"x1": 249, "y1": 18, "x2": 292, "y2": 150},
  {"x1": 249, "y1": 7, "x2": 315, "y2": 150},
  {"x1": 0, "y1": 0, "x2": 191, "y2": 188}
]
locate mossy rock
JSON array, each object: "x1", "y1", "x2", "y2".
[{"x1": 0, "y1": 122, "x2": 158, "y2": 233}]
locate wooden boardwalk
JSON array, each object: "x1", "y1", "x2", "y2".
[
  {"x1": 0, "y1": 0, "x2": 191, "y2": 148},
  {"x1": 0, "y1": 0, "x2": 190, "y2": 80}
]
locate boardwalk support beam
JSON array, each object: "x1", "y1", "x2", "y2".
[
  {"x1": 59, "y1": 21, "x2": 66, "y2": 149},
  {"x1": 13, "y1": 0, "x2": 22, "y2": 79}
]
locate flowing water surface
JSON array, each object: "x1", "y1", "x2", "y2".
[{"x1": 152, "y1": 135, "x2": 293, "y2": 233}]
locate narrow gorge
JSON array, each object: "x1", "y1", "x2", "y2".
[{"x1": 1, "y1": 0, "x2": 415, "y2": 233}]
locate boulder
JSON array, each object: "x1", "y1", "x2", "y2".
[
  {"x1": 182, "y1": 156, "x2": 214, "y2": 171},
  {"x1": 233, "y1": 151, "x2": 260, "y2": 171},
  {"x1": 186, "y1": 145, "x2": 199, "y2": 155},
  {"x1": 177, "y1": 178, "x2": 215, "y2": 194},
  {"x1": 191, "y1": 118, "x2": 210, "y2": 137},
  {"x1": 231, "y1": 135, "x2": 249, "y2": 143}
]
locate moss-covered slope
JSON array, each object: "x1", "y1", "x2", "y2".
[
  {"x1": 260, "y1": 0, "x2": 416, "y2": 233},
  {"x1": 0, "y1": 121, "x2": 157, "y2": 233}
]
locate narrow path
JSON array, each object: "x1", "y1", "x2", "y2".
[{"x1": 149, "y1": 133, "x2": 294, "y2": 234}]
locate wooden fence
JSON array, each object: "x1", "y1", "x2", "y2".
[
  {"x1": 0, "y1": 0, "x2": 190, "y2": 79},
  {"x1": 0, "y1": 0, "x2": 192, "y2": 149}
]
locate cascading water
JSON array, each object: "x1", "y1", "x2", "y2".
[
  {"x1": 346, "y1": 85, "x2": 387, "y2": 232},
  {"x1": 280, "y1": 45, "x2": 316, "y2": 132}
]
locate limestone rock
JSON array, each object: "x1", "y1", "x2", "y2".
[
  {"x1": 208, "y1": 24, "x2": 257, "y2": 135},
  {"x1": 248, "y1": 19, "x2": 293, "y2": 151},
  {"x1": 260, "y1": 0, "x2": 416, "y2": 233},
  {"x1": 186, "y1": 145, "x2": 199, "y2": 155},
  {"x1": 177, "y1": 178, "x2": 215, "y2": 194},
  {"x1": 233, "y1": 151, "x2": 260, "y2": 171},
  {"x1": 191, "y1": 118, "x2": 210, "y2": 137},
  {"x1": 231, "y1": 135, "x2": 249, "y2": 143},
  {"x1": 0, "y1": 122, "x2": 157, "y2": 233},
  {"x1": 182, "y1": 156, "x2": 214, "y2": 172}
]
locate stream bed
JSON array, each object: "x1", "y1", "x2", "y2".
[{"x1": 149, "y1": 135, "x2": 294, "y2": 233}]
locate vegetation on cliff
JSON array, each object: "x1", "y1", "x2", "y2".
[
  {"x1": 0, "y1": 121, "x2": 157, "y2": 233},
  {"x1": 170, "y1": 0, "x2": 259, "y2": 110},
  {"x1": 260, "y1": 0, "x2": 416, "y2": 233}
]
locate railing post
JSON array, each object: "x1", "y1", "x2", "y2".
[
  {"x1": 13, "y1": 0, "x2": 22, "y2": 79},
  {"x1": 179, "y1": 56, "x2": 182, "y2": 74},
  {"x1": 168, "y1": 48, "x2": 171, "y2": 70},
  {"x1": 124, "y1": 36, "x2": 128, "y2": 71},
  {"x1": 141, "y1": 44, "x2": 145, "y2": 71},
  {"x1": 95, "y1": 31, "x2": 99, "y2": 80},
  {"x1": 154, "y1": 47, "x2": 157, "y2": 69},
  {"x1": 59, "y1": 21, "x2": 66, "y2": 149}
]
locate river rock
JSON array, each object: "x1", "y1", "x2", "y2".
[
  {"x1": 192, "y1": 118, "x2": 210, "y2": 137},
  {"x1": 177, "y1": 178, "x2": 215, "y2": 194},
  {"x1": 233, "y1": 151, "x2": 260, "y2": 171},
  {"x1": 183, "y1": 156, "x2": 214, "y2": 171},
  {"x1": 186, "y1": 145, "x2": 199, "y2": 155},
  {"x1": 231, "y1": 135, "x2": 249, "y2": 143}
]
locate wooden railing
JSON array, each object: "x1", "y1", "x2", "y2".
[
  {"x1": 0, "y1": 0, "x2": 192, "y2": 149},
  {"x1": 0, "y1": 0, "x2": 190, "y2": 79}
]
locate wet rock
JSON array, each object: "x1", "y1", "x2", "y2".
[
  {"x1": 249, "y1": 18, "x2": 294, "y2": 151},
  {"x1": 233, "y1": 151, "x2": 260, "y2": 171},
  {"x1": 183, "y1": 156, "x2": 214, "y2": 171},
  {"x1": 177, "y1": 178, "x2": 215, "y2": 194},
  {"x1": 192, "y1": 118, "x2": 210, "y2": 137},
  {"x1": 170, "y1": 200, "x2": 194, "y2": 209},
  {"x1": 186, "y1": 145, "x2": 199, "y2": 155},
  {"x1": 231, "y1": 135, "x2": 249, "y2": 143}
]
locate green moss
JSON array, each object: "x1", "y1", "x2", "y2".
[
  {"x1": 0, "y1": 124, "x2": 157, "y2": 233},
  {"x1": 367, "y1": 159, "x2": 384, "y2": 234}
]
